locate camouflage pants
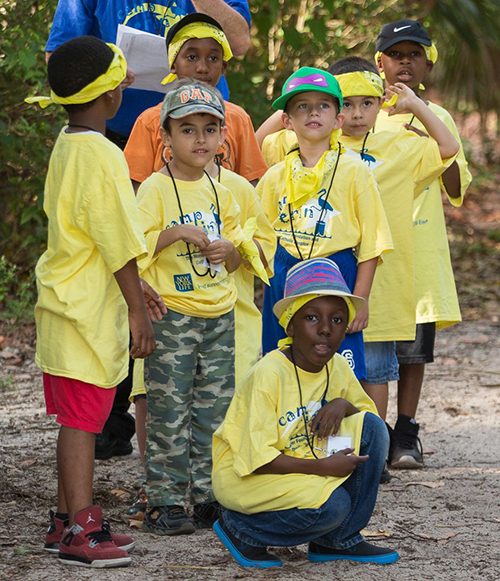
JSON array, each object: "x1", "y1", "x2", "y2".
[{"x1": 144, "y1": 309, "x2": 235, "y2": 507}]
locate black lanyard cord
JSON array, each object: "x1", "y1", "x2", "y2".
[
  {"x1": 360, "y1": 132, "x2": 370, "y2": 161},
  {"x1": 148, "y1": 1, "x2": 173, "y2": 36},
  {"x1": 165, "y1": 162, "x2": 221, "y2": 279},
  {"x1": 288, "y1": 145, "x2": 342, "y2": 261},
  {"x1": 290, "y1": 348, "x2": 330, "y2": 460}
]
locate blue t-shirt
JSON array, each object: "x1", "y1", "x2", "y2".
[{"x1": 46, "y1": 0, "x2": 251, "y2": 136}]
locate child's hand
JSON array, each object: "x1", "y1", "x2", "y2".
[
  {"x1": 140, "y1": 279, "x2": 167, "y2": 323},
  {"x1": 310, "y1": 398, "x2": 352, "y2": 440},
  {"x1": 319, "y1": 449, "x2": 369, "y2": 477},
  {"x1": 129, "y1": 310, "x2": 156, "y2": 359},
  {"x1": 176, "y1": 225, "x2": 211, "y2": 250},
  {"x1": 383, "y1": 83, "x2": 418, "y2": 116},
  {"x1": 201, "y1": 237, "x2": 235, "y2": 265},
  {"x1": 347, "y1": 303, "x2": 369, "y2": 334}
]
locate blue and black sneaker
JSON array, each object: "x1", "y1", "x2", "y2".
[
  {"x1": 213, "y1": 516, "x2": 282, "y2": 568},
  {"x1": 308, "y1": 540, "x2": 399, "y2": 564}
]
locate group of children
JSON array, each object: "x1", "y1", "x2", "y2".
[{"x1": 30, "y1": 12, "x2": 470, "y2": 570}]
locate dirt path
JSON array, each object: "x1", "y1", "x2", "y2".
[{"x1": 1, "y1": 320, "x2": 499, "y2": 581}]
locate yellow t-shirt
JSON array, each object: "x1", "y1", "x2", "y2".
[
  {"x1": 219, "y1": 168, "x2": 277, "y2": 382},
  {"x1": 130, "y1": 167, "x2": 276, "y2": 399},
  {"x1": 212, "y1": 350, "x2": 378, "y2": 514},
  {"x1": 35, "y1": 130, "x2": 147, "y2": 388},
  {"x1": 375, "y1": 105, "x2": 471, "y2": 328},
  {"x1": 342, "y1": 131, "x2": 455, "y2": 341},
  {"x1": 256, "y1": 154, "x2": 393, "y2": 263},
  {"x1": 136, "y1": 172, "x2": 242, "y2": 318},
  {"x1": 262, "y1": 129, "x2": 297, "y2": 168}
]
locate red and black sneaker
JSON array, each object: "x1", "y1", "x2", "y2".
[
  {"x1": 58, "y1": 506, "x2": 132, "y2": 568},
  {"x1": 44, "y1": 509, "x2": 134, "y2": 554}
]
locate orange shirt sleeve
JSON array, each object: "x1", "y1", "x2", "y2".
[
  {"x1": 124, "y1": 104, "x2": 164, "y2": 183},
  {"x1": 224, "y1": 104, "x2": 268, "y2": 183}
]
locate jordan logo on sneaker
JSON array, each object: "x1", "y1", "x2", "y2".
[
  {"x1": 86, "y1": 513, "x2": 96, "y2": 524},
  {"x1": 393, "y1": 25, "x2": 411, "y2": 32}
]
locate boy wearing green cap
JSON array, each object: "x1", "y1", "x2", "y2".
[
  {"x1": 212, "y1": 258, "x2": 398, "y2": 568},
  {"x1": 258, "y1": 67, "x2": 393, "y2": 383},
  {"x1": 374, "y1": 19, "x2": 472, "y2": 470}
]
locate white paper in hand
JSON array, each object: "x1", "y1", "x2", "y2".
[
  {"x1": 202, "y1": 234, "x2": 222, "y2": 274},
  {"x1": 116, "y1": 24, "x2": 170, "y2": 93},
  {"x1": 327, "y1": 436, "x2": 352, "y2": 455}
]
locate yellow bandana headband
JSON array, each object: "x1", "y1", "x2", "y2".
[
  {"x1": 277, "y1": 293, "x2": 356, "y2": 347},
  {"x1": 375, "y1": 43, "x2": 438, "y2": 90},
  {"x1": 285, "y1": 131, "x2": 344, "y2": 210},
  {"x1": 161, "y1": 22, "x2": 233, "y2": 85},
  {"x1": 335, "y1": 71, "x2": 397, "y2": 109},
  {"x1": 25, "y1": 44, "x2": 126, "y2": 109}
]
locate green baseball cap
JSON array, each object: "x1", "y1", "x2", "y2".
[
  {"x1": 160, "y1": 82, "x2": 225, "y2": 126},
  {"x1": 272, "y1": 67, "x2": 343, "y2": 111}
]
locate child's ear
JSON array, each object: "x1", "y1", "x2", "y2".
[
  {"x1": 282, "y1": 111, "x2": 293, "y2": 131},
  {"x1": 376, "y1": 56, "x2": 384, "y2": 76},
  {"x1": 286, "y1": 321, "x2": 295, "y2": 339},
  {"x1": 160, "y1": 126, "x2": 170, "y2": 147},
  {"x1": 426, "y1": 60, "x2": 434, "y2": 74},
  {"x1": 221, "y1": 60, "x2": 228, "y2": 76},
  {"x1": 219, "y1": 125, "x2": 228, "y2": 145},
  {"x1": 334, "y1": 112, "x2": 345, "y2": 129}
]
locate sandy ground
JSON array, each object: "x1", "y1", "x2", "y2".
[{"x1": 0, "y1": 320, "x2": 499, "y2": 581}]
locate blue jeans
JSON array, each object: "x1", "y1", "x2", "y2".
[{"x1": 223, "y1": 412, "x2": 388, "y2": 550}]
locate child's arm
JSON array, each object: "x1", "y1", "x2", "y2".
[
  {"x1": 348, "y1": 257, "x2": 377, "y2": 334},
  {"x1": 114, "y1": 259, "x2": 156, "y2": 359},
  {"x1": 385, "y1": 83, "x2": 460, "y2": 160},
  {"x1": 256, "y1": 110, "x2": 285, "y2": 147},
  {"x1": 255, "y1": 449, "x2": 368, "y2": 477},
  {"x1": 154, "y1": 224, "x2": 211, "y2": 254}
]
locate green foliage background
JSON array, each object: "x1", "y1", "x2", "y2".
[{"x1": 1, "y1": 0, "x2": 499, "y2": 309}]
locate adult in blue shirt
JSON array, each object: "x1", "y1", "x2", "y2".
[{"x1": 45, "y1": 0, "x2": 251, "y2": 145}]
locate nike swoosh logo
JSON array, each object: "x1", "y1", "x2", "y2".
[{"x1": 394, "y1": 25, "x2": 412, "y2": 32}]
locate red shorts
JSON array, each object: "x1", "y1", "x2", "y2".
[{"x1": 43, "y1": 373, "x2": 116, "y2": 434}]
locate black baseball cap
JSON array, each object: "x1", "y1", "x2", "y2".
[
  {"x1": 375, "y1": 19, "x2": 432, "y2": 53},
  {"x1": 166, "y1": 13, "x2": 223, "y2": 49}
]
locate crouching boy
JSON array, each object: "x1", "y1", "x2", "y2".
[{"x1": 212, "y1": 258, "x2": 399, "y2": 568}]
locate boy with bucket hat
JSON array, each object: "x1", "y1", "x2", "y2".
[
  {"x1": 374, "y1": 19, "x2": 472, "y2": 471},
  {"x1": 257, "y1": 67, "x2": 393, "y2": 381},
  {"x1": 212, "y1": 258, "x2": 399, "y2": 568}
]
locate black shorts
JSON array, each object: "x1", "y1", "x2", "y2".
[{"x1": 396, "y1": 322, "x2": 436, "y2": 365}]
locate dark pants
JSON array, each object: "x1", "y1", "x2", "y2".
[{"x1": 101, "y1": 357, "x2": 135, "y2": 442}]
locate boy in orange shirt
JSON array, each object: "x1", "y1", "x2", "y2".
[{"x1": 124, "y1": 13, "x2": 267, "y2": 188}]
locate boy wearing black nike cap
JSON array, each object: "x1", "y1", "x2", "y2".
[{"x1": 375, "y1": 20, "x2": 472, "y2": 471}]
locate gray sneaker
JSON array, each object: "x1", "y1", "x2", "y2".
[{"x1": 142, "y1": 505, "x2": 195, "y2": 536}]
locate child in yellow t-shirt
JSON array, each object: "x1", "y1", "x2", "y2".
[
  {"x1": 136, "y1": 79, "x2": 264, "y2": 535},
  {"x1": 328, "y1": 57, "x2": 459, "y2": 480},
  {"x1": 374, "y1": 19, "x2": 472, "y2": 470},
  {"x1": 28, "y1": 37, "x2": 156, "y2": 568},
  {"x1": 212, "y1": 258, "x2": 398, "y2": 568},
  {"x1": 257, "y1": 67, "x2": 393, "y2": 382}
]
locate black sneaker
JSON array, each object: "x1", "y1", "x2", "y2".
[
  {"x1": 95, "y1": 432, "x2": 133, "y2": 460},
  {"x1": 213, "y1": 516, "x2": 282, "y2": 568},
  {"x1": 390, "y1": 414, "x2": 424, "y2": 469},
  {"x1": 380, "y1": 462, "x2": 392, "y2": 484},
  {"x1": 193, "y1": 501, "x2": 222, "y2": 529},
  {"x1": 142, "y1": 505, "x2": 195, "y2": 536},
  {"x1": 308, "y1": 540, "x2": 399, "y2": 564}
]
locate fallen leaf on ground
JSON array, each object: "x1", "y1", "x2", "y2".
[
  {"x1": 110, "y1": 489, "x2": 127, "y2": 500},
  {"x1": 436, "y1": 522, "x2": 482, "y2": 528},
  {"x1": 165, "y1": 565, "x2": 220, "y2": 570},
  {"x1": 459, "y1": 335, "x2": 489, "y2": 344},
  {"x1": 361, "y1": 528, "x2": 391, "y2": 538},
  {"x1": 129, "y1": 519, "x2": 143, "y2": 529},
  {"x1": 423, "y1": 449, "x2": 436, "y2": 455},
  {"x1": 20, "y1": 459, "x2": 36, "y2": 468},
  {"x1": 405, "y1": 481, "x2": 444, "y2": 489},
  {"x1": 415, "y1": 531, "x2": 457, "y2": 544}
]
